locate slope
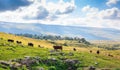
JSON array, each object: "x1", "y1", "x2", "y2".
[
  {"x1": 0, "y1": 32, "x2": 120, "y2": 69},
  {"x1": 1, "y1": 21, "x2": 120, "y2": 40}
]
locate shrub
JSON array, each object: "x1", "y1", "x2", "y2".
[{"x1": 48, "y1": 66, "x2": 56, "y2": 70}]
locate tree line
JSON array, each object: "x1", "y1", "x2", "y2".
[{"x1": 15, "y1": 33, "x2": 90, "y2": 45}]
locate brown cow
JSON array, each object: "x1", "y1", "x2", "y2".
[
  {"x1": 108, "y1": 54, "x2": 113, "y2": 57},
  {"x1": 8, "y1": 39, "x2": 14, "y2": 42},
  {"x1": 53, "y1": 46, "x2": 62, "y2": 51},
  {"x1": 90, "y1": 50, "x2": 92, "y2": 53},
  {"x1": 28, "y1": 43, "x2": 34, "y2": 47}
]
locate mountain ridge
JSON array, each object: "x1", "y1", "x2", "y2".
[{"x1": 0, "y1": 21, "x2": 120, "y2": 40}]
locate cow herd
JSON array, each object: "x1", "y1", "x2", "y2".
[
  {"x1": 89, "y1": 50, "x2": 114, "y2": 57},
  {"x1": 7, "y1": 39, "x2": 35, "y2": 47},
  {"x1": 89, "y1": 50, "x2": 100, "y2": 54},
  {"x1": 6, "y1": 39, "x2": 114, "y2": 57}
]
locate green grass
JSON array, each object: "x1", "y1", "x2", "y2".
[{"x1": 0, "y1": 32, "x2": 120, "y2": 69}]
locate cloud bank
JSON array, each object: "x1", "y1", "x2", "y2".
[
  {"x1": 0, "y1": 0, "x2": 75, "y2": 22},
  {"x1": 0, "y1": 0, "x2": 120, "y2": 30}
]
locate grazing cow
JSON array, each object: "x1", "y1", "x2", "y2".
[
  {"x1": 16, "y1": 41, "x2": 22, "y2": 44},
  {"x1": 38, "y1": 45, "x2": 41, "y2": 47},
  {"x1": 8, "y1": 39, "x2": 14, "y2": 42},
  {"x1": 28, "y1": 43, "x2": 34, "y2": 47},
  {"x1": 108, "y1": 54, "x2": 113, "y2": 57},
  {"x1": 53, "y1": 46, "x2": 62, "y2": 51},
  {"x1": 38, "y1": 45, "x2": 44, "y2": 48},
  {"x1": 73, "y1": 48, "x2": 76, "y2": 51},
  {"x1": 96, "y1": 50, "x2": 100, "y2": 54},
  {"x1": 90, "y1": 50, "x2": 92, "y2": 53}
]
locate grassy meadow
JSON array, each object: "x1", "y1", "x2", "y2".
[{"x1": 0, "y1": 32, "x2": 120, "y2": 70}]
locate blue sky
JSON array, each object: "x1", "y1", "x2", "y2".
[{"x1": 0, "y1": 0, "x2": 120, "y2": 29}]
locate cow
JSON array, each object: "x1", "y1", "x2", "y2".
[
  {"x1": 73, "y1": 48, "x2": 76, "y2": 51},
  {"x1": 108, "y1": 54, "x2": 113, "y2": 57},
  {"x1": 38, "y1": 45, "x2": 44, "y2": 48},
  {"x1": 8, "y1": 39, "x2": 14, "y2": 42},
  {"x1": 96, "y1": 50, "x2": 100, "y2": 54},
  {"x1": 53, "y1": 46, "x2": 62, "y2": 51},
  {"x1": 28, "y1": 43, "x2": 34, "y2": 47},
  {"x1": 16, "y1": 41, "x2": 22, "y2": 44},
  {"x1": 90, "y1": 50, "x2": 92, "y2": 53}
]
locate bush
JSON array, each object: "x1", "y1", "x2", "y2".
[
  {"x1": 115, "y1": 68, "x2": 120, "y2": 70},
  {"x1": 48, "y1": 66, "x2": 56, "y2": 70}
]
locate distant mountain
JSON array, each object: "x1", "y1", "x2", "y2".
[{"x1": 0, "y1": 21, "x2": 120, "y2": 40}]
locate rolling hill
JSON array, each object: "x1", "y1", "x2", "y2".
[
  {"x1": 0, "y1": 32, "x2": 120, "y2": 70},
  {"x1": 0, "y1": 21, "x2": 120, "y2": 40}
]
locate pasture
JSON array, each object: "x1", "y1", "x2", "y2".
[{"x1": 0, "y1": 32, "x2": 120, "y2": 70}]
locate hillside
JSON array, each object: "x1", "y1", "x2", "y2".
[
  {"x1": 0, "y1": 32, "x2": 54, "y2": 48},
  {"x1": 1, "y1": 21, "x2": 120, "y2": 40},
  {"x1": 0, "y1": 32, "x2": 120, "y2": 70}
]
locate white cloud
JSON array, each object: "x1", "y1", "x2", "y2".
[
  {"x1": 82, "y1": 5, "x2": 120, "y2": 20},
  {"x1": 98, "y1": 7, "x2": 120, "y2": 19},
  {"x1": 0, "y1": 0, "x2": 120, "y2": 30},
  {"x1": 82, "y1": 5, "x2": 99, "y2": 18},
  {"x1": 81, "y1": 5, "x2": 120, "y2": 29},
  {"x1": 0, "y1": 0, "x2": 76, "y2": 23},
  {"x1": 82, "y1": 5, "x2": 98, "y2": 13},
  {"x1": 106, "y1": 0, "x2": 120, "y2": 6}
]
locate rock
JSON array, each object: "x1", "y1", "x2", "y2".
[
  {"x1": 65, "y1": 59, "x2": 79, "y2": 70},
  {"x1": 19, "y1": 56, "x2": 37, "y2": 68},
  {"x1": 67, "y1": 67, "x2": 73, "y2": 70},
  {"x1": 24, "y1": 56, "x2": 31, "y2": 59},
  {"x1": 68, "y1": 52, "x2": 74, "y2": 56},
  {"x1": 38, "y1": 67, "x2": 44, "y2": 70},
  {"x1": 95, "y1": 62, "x2": 98, "y2": 65},
  {"x1": 59, "y1": 57, "x2": 67, "y2": 60},
  {"x1": 89, "y1": 66, "x2": 96, "y2": 70},
  {"x1": 0, "y1": 61, "x2": 9, "y2": 66},
  {"x1": 64, "y1": 59, "x2": 79, "y2": 66},
  {"x1": 10, "y1": 63, "x2": 22, "y2": 70},
  {"x1": 48, "y1": 58, "x2": 57, "y2": 63},
  {"x1": 59, "y1": 52, "x2": 65, "y2": 56}
]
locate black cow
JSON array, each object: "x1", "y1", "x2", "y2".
[
  {"x1": 16, "y1": 41, "x2": 22, "y2": 44},
  {"x1": 8, "y1": 39, "x2": 14, "y2": 42},
  {"x1": 28, "y1": 43, "x2": 34, "y2": 47},
  {"x1": 73, "y1": 48, "x2": 76, "y2": 51},
  {"x1": 96, "y1": 50, "x2": 100, "y2": 54},
  {"x1": 53, "y1": 46, "x2": 62, "y2": 51}
]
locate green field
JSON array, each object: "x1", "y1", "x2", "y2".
[{"x1": 0, "y1": 32, "x2": 120, "y2": 70}]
